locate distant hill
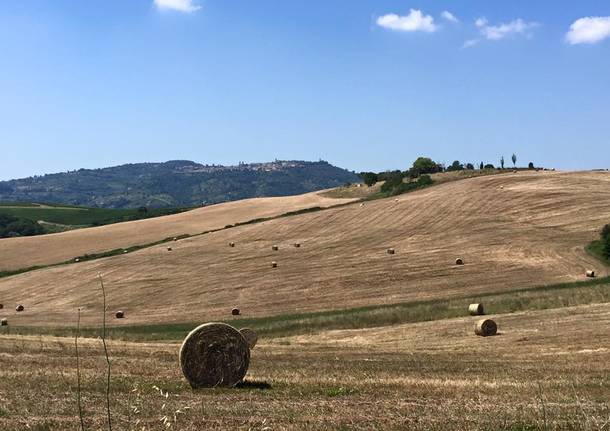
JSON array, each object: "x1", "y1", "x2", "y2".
[{"x1": 0, "y1": 160, "x2": 360, "y2": 208}]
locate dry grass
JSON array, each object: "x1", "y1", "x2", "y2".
[
  {"x1": 2, "y1": 171, "x2": 610, "y2": 328},
  {"x1": 0, "y1": 303, "x2": 608, "y2": 430},
  {"x1": 0, "y1": 191, "x2": 357, "y2": 271}
]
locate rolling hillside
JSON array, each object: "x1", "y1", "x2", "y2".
[{"x1": 1, "y1": 170, "x2": 610, "y2": 327}]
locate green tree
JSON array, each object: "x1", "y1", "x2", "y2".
[
  {"x1": 500, "y1": 156, "x2": 505, "y2": 169},
  {"x1": 511, "y1": 153, "x2": 517, "y2": 167},
  {"x1": 479, "y1": 162, "x2": 484, "y2": 170},
  {"x1": 465, "y1": 163, "x2": 474, "y2": 170},
  {"x1": 359, "y1": 172, "x2": 378, "y2": 187},
  {"x1": 447, "y1": 160, "x2": 464, "y2": 172},
  {"x1": 411, "y1": 157, "x2": 440, "y2": 176},
  {"x1": 528, "y1": 162, "x2": 535, "y2": 170}
]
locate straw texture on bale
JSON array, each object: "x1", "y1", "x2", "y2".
[
  {"x1": 272, "y1": 245, "x2": 279, "y2": 251},
  {"x1": 474, "y1": 319, "x2": 497, "y2": 337},
  {"x1": 468, "y1": 303, "x2": 485, "y2": 316},
  {"x1": 15, "y1": 304, "x2": 24, "y2": 312},
  {"x1": 179, "y1": 322, "x2": 250, "y2": 388},
  {"x1": 239, "y1": 328, "x2": 258, "y2": 349},
  {"x1": 387, "y1": 248, "x2": 395, "y2": 255},
  {"x1": 0, "y1": 318, "x2": 7, "y2": 326},
  {"x1": 455, "y1": 258, "x2": 464, "y2": 265},
  {"x1": 586, "y1": 270, "x2": 595, "y2": 278},
  {"x1": 271, "y1": 261, "x2": 278, "y2": 268},
  {"x1": 115, "y1": 311, "x2": 125, "y2": 319},
  {"x1": 231, "y1": 308, "x2": 240, "y2": 316}
]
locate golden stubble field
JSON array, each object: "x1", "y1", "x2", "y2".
[
  {"x1": 0, "y1": 303, "x2": 608, "y2": 430},
  {"x1": 1, "y1": 171, "x2": 610, "y2": 327}
]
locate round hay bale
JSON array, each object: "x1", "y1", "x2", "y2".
[
  {"x1": 387, "y1": 248, "x2": 395, "y2": 255},
  {"x1": 231, "y1": 308, "x2": 240, "y2": 316},
  {"x1": 15, "y1": 304, "x2": 24, "y2": 312},
  {"x1": 239, "y1": 328, "x2": 258, "y2": 349},
  {"x1": 455, "y1": 258, "x2": 464, "y2": 265},
  {"x1": 272, "y1": 245, "x2": 279, "y2": 251},
  {"x1": 0, "y1": 318, "x2": 7, "y2": 326},
  {"x1": 0, "y1": 303, "x2": 3, "y2": 309},
  {"x1": 294, "y1": 243, "x2": 301, "y2": 248},
  {"x1": 586, "y1": 270, "x2": 596, "y2": 278},
  {"x1": 271, "y1": 261, "x2": 278, "y2": 268},
  {"x1": 74, "y1": 258, "x2": 80, "y2": 262},
  {"x1": 500, "y1": 185, "x2": 504, "y2": 190},
  {"x1": 360, "y1": 203, "x2": 365, "y2": 207},
  {"x1": 474, "y1": 319, "x2": 497, "y2": 337},
  {"x1": 167, "y1": 246, "x2": 173, "y2": 252},
  {"x1": 229, "y1": 242, "x2": 235, "y2": 247},
  {"x1": 123, "y1": 250, "x2": 128, "y2": 254},
  {"x1": 115, "y1": 310, "x2": 125, "y2": 319},
  {"x1": 173, "y1": 237, "x2": 178, "y2": 242},
  {"x1": 468, "y1": 303, "x2": 485, "y2": 316},
  {"x1": 179, "y1": 322, "x2": 250, "y2": 388}
]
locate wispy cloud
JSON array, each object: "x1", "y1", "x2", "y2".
[
  {"x1": 154, "y1": 0, "x2": 201, "y2": 13},
  {"x1": 441, "y1": 11, "x2": 459, "y2": 24},
  {"x1": 475, "y1": 17, "x2": 539, "y2": 40},
  {"x1": 377, "y1": 9, "x2": 438, "y2": 33},
  {"x1": 566, "y1": 16, "x2": 610, "y2": 45},
  {"x1": 461, "y1": 39, "x2": 480, "y2": 49}
]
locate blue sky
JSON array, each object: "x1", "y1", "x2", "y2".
[{"x1": 1, "y1": 0, "x2": 609, "y2": 180}]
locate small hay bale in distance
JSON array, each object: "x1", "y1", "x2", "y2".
[
  {"x1": 455, "y1": 258, "x2": 464, "y2": 265},
  {"x1": 167, "y1": 246, "x2": 173, "y2": 252},
  {"x1": 229, "y1": 242, "x2": 235, "y2": 247},
  {"x1": 474, "y1": 319, "x2": 497, "y2": 337},
  {"x1": 0, "y1": 303, "x2": 3, "y2": 309},
  {"x1": 271, "y1": 261, "x2": 278, "y2": 268},
  {"x1": 468, "y1": 303, "x2": 485, "y2": 316},
  {"x1": 179, "y1": 322, "x2": 250, "y2": 388},
  {"x1": 74, "y1": 258, "x2": 80, "y2": 262},
  {"x1": 173, "y1": 237, "x2": 178, "y2": 242},
  {"x1": 586, "y1": 270, "x2": 596, "y2": 278},
  {"x1": 115, "y1": 310, "x2": 125, "y2": 319},
  {"x1": 294, "y1": 243, "x2": 301, "y2": 248},
  {"x1": 231, "y1": 308, "x2": 240, "y2": 316},
  {"x1": 387, "y1": 248, "x2": 395, "y2": 255},
  {"x1": 0, "y1": 318, "x2": 7, "y2": 326},
  {"x1": 15, "y1": 304, "x2": 24, "y2": 312},
  {"x1": 239, "y1": 328, "x2": 258, "y2": 349},
  {"x1": 272, "y1": 245, "x2": 279, "y2": 251}
]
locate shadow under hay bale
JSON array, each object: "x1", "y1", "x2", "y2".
[
  {"x1": 115, "y1": 310, "x2": 125, "y2": 319},
  {"x1": 468, "y1": 303, "x2": 485, "y2": 316},
  {"x1": 0, "y1": 303, "x2": 3, "y2": 309},
  {"x1": 231, "y1": 308, "x2": 240, "y2": 316},
  {"x1": 235, "y1": 380, "x2": 271, "y2": 390},
  {"x1": 474, "y1": 319, "x2": 497, "y2": 337},
  {"x1": 387, "y1": 248, "x2": 395, "y2": 255},
  {"x1": 15, "y1": 304, "x2": 24, "y2": 312},
  {"x1": 179, "y1": 322, "x2": 250, "y2": 389},
  {"x1": 455, "y1": 258, "x2": 464, "y2": 265},
  {"x1": 586, "y1": 270, "x2": 596, "y2": 278},
  {"x1": 1, "y1": 318, "x2": 7, "y2": 326},
  {"x1": 239, "y1": 328, "x2": 258, "y2": 349}
]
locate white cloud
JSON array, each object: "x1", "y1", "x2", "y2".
[
  {"x1": 377, "y1": 9, "x2": 438, "y2": 33},
  {"x1": 475, "y1": 17, "x2": 539, "y2": 40},
  {"x1": 441, "y1": 11, "x2": 459, "y2": 23},
  {"x1": 461, "y1": 39, "x2": 480, "y2": 49},
  {"x1": 566, "y1": 16, "x2": 610, "y2": 45},
  {"x1": 154, "y1": 0, "x2": 201, "y2": 13}
]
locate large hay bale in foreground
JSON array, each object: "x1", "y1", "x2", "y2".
[
  {"x1": 468, "y1": 303, "x2": 485, "y2": 316},
  {"x1": 231, "y1": 308, "x2": 240, "y2": 316},
  {"x1": 455, "y1": 258, "x2": 464, "y2": 265},
  {"x1": 239, "y1": 328, "x2": 258, "y2": 349},
  {"x1": 15, "y1": 304, "x2": 24, "y2": 312},
  {"x1": 586, "y1": 270, "x2": 596, "y2": 278},
  {"x1": 1, "y1": 318, "x2": 7, "y2": 326},
  {"x1": 115, "y1": 311, "x2": 125, "y2": 319},
  {"x1": 474, "y1": 319, "x2": 497, "y2": 337},
  {"x1": 179, "y1": 322, "x2": 250, "y2": 388}
]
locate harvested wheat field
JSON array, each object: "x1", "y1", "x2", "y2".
[
  {"x1": 0, "y1": 303, "x2": 608, "y2": 430},
  {"x1": 0, "y1": 190, "x2": 356, "y2": 272},
  {"x1": 1, "y1": 171, "x2": 610, "y2": 327}
]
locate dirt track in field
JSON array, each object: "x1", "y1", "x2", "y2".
[
  {"x1": 0, "y1": 191, "x2": 355, "y2": 271},
  {"x1": 1, "y1": 170, "x2": 610, "y2": 327}
]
